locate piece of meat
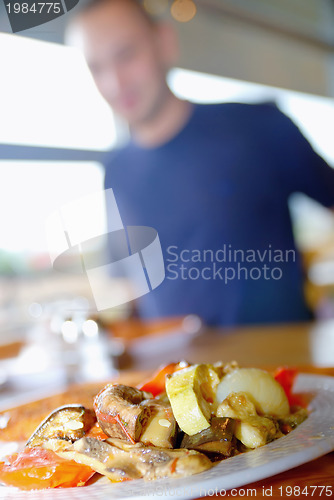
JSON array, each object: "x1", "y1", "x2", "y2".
[{"x1": 58, "y1": 436, "x2": 212, "y2": 481}]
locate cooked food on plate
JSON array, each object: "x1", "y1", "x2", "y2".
[{"x1": 0, "y1": 362, "x2": 307, "y2": 490}]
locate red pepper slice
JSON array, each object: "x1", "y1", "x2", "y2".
[
  {"x1": 138, "y1": 361, "x2": 189, "y2": 397},
  {"x1": 0, "y1": 447, "x2": 95, "y2": 490},
  {"x1": 274, "y1": 367, "x2": 306, "y2": 407}
]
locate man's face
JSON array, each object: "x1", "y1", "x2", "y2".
[{"x1": 75, "y1": 0, "x2": 173, "y2": 127}]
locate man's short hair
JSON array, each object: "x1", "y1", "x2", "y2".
[{"x1": 76, "y1": 0, "x2": 155, "y2": 25}]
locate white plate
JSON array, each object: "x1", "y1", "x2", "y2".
[{"x1": 1, "y1": 373, "x2": 334, "y2": 500}]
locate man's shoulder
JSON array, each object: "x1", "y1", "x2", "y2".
[
  {"x1": 192, "y1": 101, "x2": 285, "y2": 132},
  {"x1": 195, "y1": 101, "x2": 281, "y2": 119}
]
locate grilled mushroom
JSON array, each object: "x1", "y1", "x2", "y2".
[
  {"x1": 94, "y1": 384, "x2": 177, "y2": 447},
  {"x1": 94, "y1": 385, "x2": 153, "y2": 443}
]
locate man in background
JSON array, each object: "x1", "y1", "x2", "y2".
[{"x1": 70, "y1": 0, "x2": 334, "y2": 326}]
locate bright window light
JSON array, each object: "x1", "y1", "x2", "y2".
[
  {"x1": 0, "y1": 161, "x2": 104, "y2": 256},
  {"x1": 0, "y1": 33, "x2": 116, "y2": 150},
  {"x1": 168, "y1": 68, "x2": 334, "y2": 165}
]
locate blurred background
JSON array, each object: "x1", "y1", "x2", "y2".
[{"x1": 0, "y1": 0, "x2": 334, "y2": 389}]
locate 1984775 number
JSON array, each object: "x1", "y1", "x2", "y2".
[
  {"x1": 278, "y1": 486, "x2": 333, "y2": 496},
  {"x1": 5, "y1": 3, "x2": 61, "y2": 14}
]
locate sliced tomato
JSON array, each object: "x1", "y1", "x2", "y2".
[
  {"x1": 274, "y1": 367, "x2": 306, "y2": 407},
  {"x1": 94, "y1": 408, "x2": 136, "y2": 444},
  {"x1": 85, "y1": 422, "x2": 109, "y2": 441},
  {"x1": 137, "y1": 361, "x2": 189, "y2": 397},
  {"x1": 0, "y1": 447, "x2": 95, "y2": 490}
]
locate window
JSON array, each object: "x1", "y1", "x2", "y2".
[
  {"x1": 0, "y1": 33, "x2": 116, "y2": 276},
  {"x1": 0, "y1": 32, "x2": 116, "y2": 150}
]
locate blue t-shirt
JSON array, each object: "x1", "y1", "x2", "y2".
[{"x1": 104, "y1": 102, "x2": 334, "y2": 326}]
